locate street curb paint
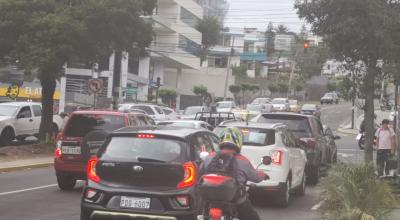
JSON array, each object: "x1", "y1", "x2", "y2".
[{"x1": 0, "y1": 162, "x2": 53, "y2": 173}]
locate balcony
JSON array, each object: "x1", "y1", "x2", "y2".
[
  {"x1": 149, "y1": 43, "x2": 200, "y2": 70},
  {"x1": 153, "y1": 15, "x2": 201, "y2": 45},
  {"x1": 174, "y1": 0, "x2": 203, "y2": 19}
]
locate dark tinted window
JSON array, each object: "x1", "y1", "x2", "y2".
[
  {"x1": 311, "y1": 119, "x2": 324, "y2": 136},
  {"x1": 32, "y1": 105, "x2": 42, "y2": 117},
  {"x1": 191, "y1": 133, "x2": 214, "y2": 160},
  {"x1": 154, "y1": 106, "x2": 164, "y2": 114},
  {"x1": 257, "y1": 115, "x2": 312, "y2": 138},
  {"x1": 65, "y1": 114, "x2": 125, "y2": 137},
  {"x1": 131, "y1": 105, "x2": 154, "y2": 115},
  {"x1": 18, "y1": 106, "x2": 32, "y2": 118},
  {"x1": 102, "y1": 137, "x2": 187, "y2": 163}
]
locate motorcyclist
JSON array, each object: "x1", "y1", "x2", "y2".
[{"x1": 199, "y1": 127, "x2": 267, "y2": 220}]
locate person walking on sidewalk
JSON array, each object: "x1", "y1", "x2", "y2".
[{"x1": 375, "y1": 119, "x2": 396, "y2": 177}]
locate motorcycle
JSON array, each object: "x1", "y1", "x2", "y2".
[
  {"x1": 197, "y1": 156, "x2": 271, "y2": 220},
  {"x1": 380, "y1": 100, "x2": 393, "y2": 111},
  {"x1": 356, "y1": 130, "x2": 377, "y2": 150}
]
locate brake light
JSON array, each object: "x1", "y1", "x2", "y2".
[
  {"x1": 177, "y1": 162, "x2": 197, "y2": 189},
  {"x1": 202, "y1": 175, "x2": 232, "y2": 186},
  {"x1": 88, "y1": 156, "x2": 101, "y2": 183},
  {"x1": 272, "y1": 150, "x2": 283, "y2": 165},
  {"x1": 55, "y1": 140, "x2": 62, "y2": 159},
  {"x1": 137, "y1": 134, "x2": 155, "y2": 139},
  {"x1": 209, "y1": 208, "x2": 223, "y2": 220}
]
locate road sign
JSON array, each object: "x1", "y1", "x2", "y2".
[
  {"x1": 126, "y1": 87, "x2": 137, "y2": 94},
  {"x1": 88, "y1": 79, "x2": 103, "y2": 94}
]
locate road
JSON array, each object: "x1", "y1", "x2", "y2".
[{"x1": 0, "y1": 103, "x2": 357, "y2": 220}]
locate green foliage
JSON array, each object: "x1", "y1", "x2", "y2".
[
  {"x1": 275, "y1": 24, "x2": 289, "y2": 34},
  {"x1": 197, "y1": 16, "x2": 220, "y2": 64},
  {"x1": 159, "y1": 89, "x2": 177, "y2": 107},
  {"x1": 232, "y1": 65, "x2": 248, "y2": 77},
  {"x1": 265, "y1": 22, "x2": 275, "y2": 56},
  {"x1": 297, "y1": 46, "x2": 331, "y2": 78},
  {"x1": 327, "y1": 79, "x2": 337, "y2": 92},
  {"x1": 193, "y1": 85, "x2": 208, "y2": 97},
  {"x1": 229, "y1": 85, "x2": 241, "y2": 95},
  {"x1": 321, "y1": 164, "x2": 397, "y2": 220}
]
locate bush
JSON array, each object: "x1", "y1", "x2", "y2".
[{"x1": 321, "y1": 163, "x2": 397, "y2": 220}]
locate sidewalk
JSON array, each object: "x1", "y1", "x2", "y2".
[
  {"x1": 337, "y1": 110, "x2": 391, "y2": 135},
  {"x1": 390, "y1": 209, "x2": 400, "y2": 220},
  {"x1": 0, "y1": 157, "x2": 53, "y2": 172}
]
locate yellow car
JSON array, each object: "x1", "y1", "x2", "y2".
[{"x1": 289, "y1": 100, "x2": 301, "y2": 113}]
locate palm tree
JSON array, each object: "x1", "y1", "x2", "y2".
[
  {"x1": 229, "y1": 85, "x2": 241, "y2": 105},
  {"x1": 275, "y1": 24, "x2": 289, "y2": 34}
]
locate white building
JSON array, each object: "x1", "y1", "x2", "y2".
[{"x1": 274, "y1": 34, "x2": 295, "y2": 52}]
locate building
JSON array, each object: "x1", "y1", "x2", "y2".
[
  {"x1": 321, "y1": 59, "x2": 349, "y2": 77},
  {"x1": 274, "y1": 34, "x2": 295, "y2": 52}
]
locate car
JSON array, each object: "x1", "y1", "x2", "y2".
[
  {"x1": 216, "y1": 101, "x2": 236, "y2": 113},
  {"x1": 80, "y1": 126, "x2": 220, "y2": 220},
  {"x1": 320, "y1": 92, "x2": 339, "y2": 104},
  {"x1": 54, "y1": 110, "x2": 155, "y2": 190},
  {"x1": 214, "y1": 121, "x2": 308, "y2": 207},
  {"x1": 0, "y1": 102, "x2": 64, "y2": 145},
  {"x1": 289, "y1": 100, "x2": 301, "y2": 113},
  {"x1": 252, "y1": 113, "x2": 331, "y2": 185},
  {"x1": 157, "y1": 120, "x2": 214, "y2": 131},
  {"x1": 251, "y1": 97, "x2": 271, "y2": 105},
  {"x1": 160, "y1": 106, "x2": 180, "y2": 120},
  {"x1": 246, "y1": 103, "x2": 273, "y2": 117},
  {"x1": 271, "y1": 98, "x2": 291, "y2": 111},
  {"x1": 181, "y1": 106, "x2": 210, "y2": 120},
  {"x1": 118, "y1": 103, "x2": 167, "y2": 121},
  {"x1": 301, "y1": 104, "x2": 321, "y2": 118}
]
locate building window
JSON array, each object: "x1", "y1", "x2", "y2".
[
  {"x1": 215, "y1": 57, "x2": 228, "y2": 68},
  {"x1": 128, "y1": 55, "x2": 139, "y2": 75}
]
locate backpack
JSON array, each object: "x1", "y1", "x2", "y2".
[{"x1": 204, "y1": 151, "x2": 238, "y2": 180}]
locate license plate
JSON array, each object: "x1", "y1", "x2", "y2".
[
  {"x1": 120, "y1": 196, "x2": 151, "y2": 209},
  {"x1": 356, "y1": 134, "x2": 362, "y2": 140},
  {"x1": 62, "y1": 146, "x2": 81, "y2": 155}
]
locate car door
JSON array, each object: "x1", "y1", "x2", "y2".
[
  {"x1": 281, "y1": 128, "x2": 302, "y2": 187},
  {"x1": 15, "y1": 106, "x2": 35, "y2": 136},
  {"x1": 31, "y1": 105, "x2": 42, "y2": 134},
  {"x1": 285, "y1": 129, "x2": 306, "y2": 187},
  {"x1": 311, "y1": 118, "x2": 329, "y2": 165}
]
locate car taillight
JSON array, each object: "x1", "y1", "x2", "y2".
[
  {"x1": 175, "y1": 195, "x2": 190, "y2": 207},
  {"x1": 272, "y1": 150, "x2": 283, "y2": 165},
  {"x1": 55, "y1": 140, "x2": 62, "y2": 159},
  {"x1": 88, "y1": 156, "x2": 101, "y2": 183},
  {"x1": 137, "y1": 134, "x2": 155, "y2": 139},
  {"x1": 209, "y1": 208, "x2": 223, "y2": 220},
  {"x1": 177, "y1": 162, "x2": 197, "y2": 189}
]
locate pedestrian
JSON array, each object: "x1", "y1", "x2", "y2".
[{"x1": 375, "y1": 119, "x2": 396, "y2": 177}]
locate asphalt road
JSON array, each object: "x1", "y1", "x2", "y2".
[{"x1": 0, "y1": 103, "x2": 356, "y2": 220}]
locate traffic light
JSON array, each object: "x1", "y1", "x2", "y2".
[
  {"x1": 156, "y1": 77, "x2": 161, "y2": 88},
  {"x1": 303, "y1": 41, "x2": 310, "y2": 53}
]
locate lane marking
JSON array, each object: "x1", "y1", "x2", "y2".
[
  {"x1": 0, "y1": 184, "x2": 57, "y2": 196},
  {"x1": 311, "y1": 200, "x2": 324, "y2": 211}
]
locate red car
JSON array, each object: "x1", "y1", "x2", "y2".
[{"x1": 54, "y1": 110, "x2": 155, "y2": 190}]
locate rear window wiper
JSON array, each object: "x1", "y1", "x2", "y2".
[{"x1": 137, "y1": 157, "x2": 166, "y2": 163}]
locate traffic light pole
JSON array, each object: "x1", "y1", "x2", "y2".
[
  {"x1": 287, "y1": 50, "x2": 299, "y2": 98},
  {"x1": 224, "y1": 36, "x2": 235, "y2": 101}
]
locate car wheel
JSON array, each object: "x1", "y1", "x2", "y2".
[
  {"x1": 0, "y1": 127, "x2": 15, "y2": 146},
  {"x1": 294, "y1": 174, "x2": 306, "y2": 196},
  {"x1": 80, "y1": 208, "x2": 92, "y2": 220},
  {"x1": 16, "y1": 136, "x2": 26, "y2": 142},
  {"x1": 307, "y1": 165, "x2": 319, "y2": 185},
  {"x1": 57, "y1": 174, "x2": 76, "y2": 190},
  {"x1": 358, "y1": 136, "x2": 365, "y2": 150},
  {"x1": 275, "y1": 179, "x2": 291, "y2": 207}
]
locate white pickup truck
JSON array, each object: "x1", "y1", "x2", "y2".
[{"x1": 0, "y1": 102, "x2": 64, "y2": 145}]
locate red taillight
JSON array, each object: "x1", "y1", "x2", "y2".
[
  {"x1": 137, "y1": 134, "x2": 155, "y2": 139},
  {"x1": 55, "y1": 148, "x2": 62, "y2": 159},
  {"x1": 272, "y1": 150, "x2": 283, "y2": 165},
  {"x1": 209, "y1": 208, "x2": 223, "y2": 220},
  {"x1": 177, "y1": 162, "x2": 197, "y2": 189},
  {"x1": 88, "y1": 156, "x2": 101, "y2": 183},
  {"x1": 202, "y1": 175, "x2": 232, "y2": 186}
]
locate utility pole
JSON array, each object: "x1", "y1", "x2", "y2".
[
  {"x1": 287, "y1": 50, "x2": 299, "y2": 98},
  {"x1": 112, "y1": 50, "x2": 122, "y2": 110},
  {"x1": 223, "y1": 36, "x2": 235, "y2": 100},
  {"x1": 351, "y1": 71, "x2": 356, "y2": 129}
]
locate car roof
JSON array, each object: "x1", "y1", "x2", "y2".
[
  {"x1": 159, "y1": 120, "x2": 204, "y2": 124},
  {"x1": 71, "y1": 110, "x2": 143, "y2": 116},
  {"x1": 218, "y1": 121, "x2": 285, "y2": 129},
  {"x1": 273, "y1": 98, "x2": 288, "y2": 100},
  {"x1": 260, "y1": 112, "x2": 313, "y2": 118},
  {"x1": 112, "y1": 126, "x2": 206, "y2": 138},
  {"x1": 0, "y1": 102, "x2": 40, "y2": 106}
]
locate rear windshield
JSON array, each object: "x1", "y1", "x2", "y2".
[
  {"x1": 257, "y1": 115, "x2": 312, "y2": 138},
  {"x1": 272, "y1": 99, "x2": 286, "y2": 104},
  {"x1": 101, "y1": 137, "x2": 187, "y2": 163},
  {"x1": 214, "y1": 127, "x2": 275, "y2": 146},
  {"x1": 246, "y1": 105, "x2": 262, "y2": 111},
  {"x1": 65, "y1": 114, "x2": 125, "y2": 137}
]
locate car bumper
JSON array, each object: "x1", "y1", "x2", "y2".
[
  {"x1": 250, "y1": 182, "x2": 286, "y2": 194},
  {"x1": 54, "y1": 158, "x2": 86, "y2": 179}
]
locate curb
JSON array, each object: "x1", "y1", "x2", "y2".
[
  {"x1": 337, "y1": 128, "x2": 358, "y2": 135},
  {"x1": 0, "y1": 162, "x2": 53, "y2": 173}
]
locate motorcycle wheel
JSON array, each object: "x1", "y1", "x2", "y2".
[{"x1": 358, "y1": 136, "x2": 365, "y2": 150}]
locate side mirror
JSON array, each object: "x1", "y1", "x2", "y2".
[
  {"x1": 262, "y1": 156, "x2": 272, "y2": 165},
  {"x1": 200, "y1": 151, "x2": 210, "y2": 161}
]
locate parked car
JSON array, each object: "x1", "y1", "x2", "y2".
[
  {"x1": 80, "y1": 126, "x2": 219, "y2": 220},
  {"x1": 271, "y1": 98, "x2": 290, "y2": 111},
  {"x1": 216, "y1": 101, "x2": 236, "y2": 113},
  {"x1": 118, "y1": 103, "x2": 167, "y2": 121},
  {"x1": 246, "y1": 103, "x2": 273, "y2": 117},
  {"x1": 289, "y1": 100, "x2": 301, "y2": 113},
  {"x1": 251, "y1": 97, "x2": 271, "y2": 105},
  {"x1": 253, "y1": 113, "x2": 331, "y2": 184},
  {"x1": 214, "y1": 121, "x2": 308, "y2": 207},
  {"x1": 54, "y1": 110, "x2": 155, "y2": 190},
  {"x1": 320, "y1": 93, "x2": 339, "y2": 104},
  {"x1": 160, "y1": 106, "x2": 180, "y2": 120},
  {"x1": 157, "y1": 120, "x2": 214, "y2": 131},
  {"x1": 0, "y1": 102, "x2": 64, "y2": 145},
  {"x1": 181, "y1": 106, "x2": 210, "y2": 120},
  {"x1": 301, "y1": 104, "x2": 321, "y2": 118}
]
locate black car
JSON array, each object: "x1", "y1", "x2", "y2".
[
  {"x1": 252, "y1": 113, "x2": 334, "y2": 185},
  {"x1": 80, "y1": 126, "x2": 219, "y2": 220},
  {"x1": 301, "y1": 104, "x2": 321, "y2": 118}
]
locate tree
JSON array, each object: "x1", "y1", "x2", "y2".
[
  {"x1": 159, "y1": 89, "x2": 177, "y2": 107},
  {"x1": 196, "y1": 16, "x2": 221, "y2": 65},
  {"x1": 0, "y1": 0, "x2": 153, "y2": 141},
  {"x1": 295, "y1": 0, "x2": 398, "y2": 162},
  {"x1": 275, "y1": 24, "x2": 289, "y2": 34},
  {"x1": 193, "y1": 85, "x2": 209, "y2": 105},
  {"x1": 265, "y1": 22, "x2": 275, "y2": 56},
  {"x1": 229, "y1": 85, "x2": 241, "y2": 104}
]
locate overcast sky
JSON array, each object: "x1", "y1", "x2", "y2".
[{"x1": 225, "y1": 0, "x2": 304, "y2": 33}]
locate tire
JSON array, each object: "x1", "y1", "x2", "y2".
[
  {"x1": 307, "y1": 165, "x2": 319, "y2": 185},
  {"x1": 275, "y1": 179, "x2": 291, "y2": 207},
  {"x1": 294, "y1": 174, "x2": 306, "y2": 196},
  {"x1": 358, "y1": 136, "x2": 365, "y2": 150},
  {"x1": 0, "y1": 127, "x2": 15, "y2": 146},
  {"x1": 80, "y1": 208, "x2": 91, "y2": 220},
  {"x1": 57, "y1": 174, "x2": 76, "y2": 190},
  {"x1": 16, "y1": 136, "x2": 26, "y2": 142}
]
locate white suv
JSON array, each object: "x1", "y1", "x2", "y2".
[
  {"x1": 215, "y1": 121, "x2": 308, "y2": 207},
  {"x1": 118, "y1": 103, "x2": 166, "y2": 121}
]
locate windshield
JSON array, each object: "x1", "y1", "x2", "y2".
[
  {"x1": 302, "y1": 105, "x2": 317, "y2": 111},
  {"x1": 257, "y1": 115, "x2": 312, "y2": 138},
  {"x1": 102, "y1": 137, "x2": 187, "y2": 163},
  {"x1": 0, "y1": 105, "x2": 18, "y2": 116},
  {"x1": 183, "y1": 106, "x2": 203, "y2": 115},
  {"x1": 217, "y1": 102, "x2": 233, "y2": 108},
  {"x1": 65, "y1": 114, "x2": 125, "y2": 137},
  {"x1": 272, "y1": 99, "x2": 286, "y2": 104},
  {"x1": 158, "y1": 121, "x2": 196, "y2": 128},
  {"x1": 324, "y1": 93, "x2": 334, "y2": 97},
  {"x1": 241, "y1": 128, "x2": 275, "y2": 146},
  {"x1": 289, "y1": 100, "x2": 298, "y2": 105},
  {"x1": 246, "y1": 105, "x2": 262, "y2": 111}
]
